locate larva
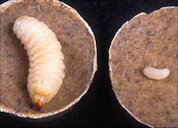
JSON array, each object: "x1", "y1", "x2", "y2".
[
  {"x1": 13, "y1": 16, "x2": 65, "y2": 107},
  {"x1": 143, "y1": 67, "x2": 170, "y2": 80}
]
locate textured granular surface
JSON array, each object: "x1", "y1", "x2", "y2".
[
  {"x1": 0, "y1": 0, "x2": 95, "y2": 117},
  {"x1": 109, "y1": 7, "x2": 178, "y2": 127}
]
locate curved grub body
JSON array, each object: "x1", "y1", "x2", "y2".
[
  {"x1": 13, "y1": 16, "x2": 65, "y2": 107},
  {"x1": 143, "y1": 67, "x2": 170, "y2": 80}
]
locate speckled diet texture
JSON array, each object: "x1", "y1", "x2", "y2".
[
  {"x1": 109, "y1": 7, "x2": 178, "y2": 127},
  {"x1": 0, "y1": 0, "x2": 95, "y2": 117}
]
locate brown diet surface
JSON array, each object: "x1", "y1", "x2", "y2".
[
  {"x1": 0, "y1": 0, "x2": 96, "y2": 118},
  {"x1": 109, "y1": 7, "x2": 178, "y2": 127}
]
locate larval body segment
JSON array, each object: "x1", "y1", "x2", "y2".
[
  {"x1": 13, "y1": 16, "x2": 65, "y2": 107},
  {"x1": 143, "y1": 67, "x2": 170, "y2": 80}
]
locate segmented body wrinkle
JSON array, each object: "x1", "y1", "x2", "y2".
[{"x1": 13, "y1": 16, "x2": 65, "y2": 107}]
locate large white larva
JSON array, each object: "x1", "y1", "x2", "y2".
[
  {"x1": 13, "y1": 16, "x2": 65, "y2": 107},
  {"x1": 143, "y1": 67, "x2": 170, "y2": 80}
]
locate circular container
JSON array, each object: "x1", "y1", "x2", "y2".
[
  {"x1": 0, "y1": 0, "x2": 97, "y2": 119},
  {"x1": 109, "y1": 6, "x2": 178, "y2": 127}
]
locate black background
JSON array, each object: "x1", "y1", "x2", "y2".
[{"x1": 0, "y1": 0, "x2": 177, "y2": 127}]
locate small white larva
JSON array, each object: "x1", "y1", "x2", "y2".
[
  {"x1": 13, "y1": 16, "x2": 65, "y2": 107},
  {"x1": 143, "y1": 67, "x2": 170, "y2": 80}
]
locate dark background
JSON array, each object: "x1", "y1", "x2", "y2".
[{"x1": 0, "y1": 0, "x2": 177, "y2": 127}]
